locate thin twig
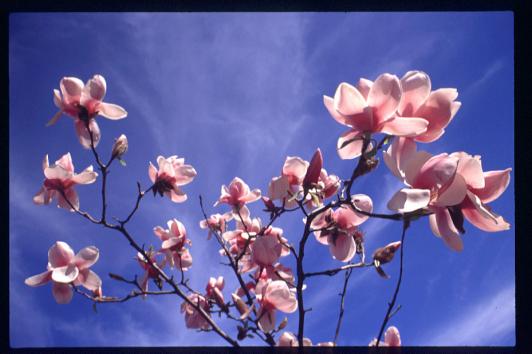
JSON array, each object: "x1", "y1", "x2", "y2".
[
  {"x1": 333, "y1": 265, "x2": 353, "y2": 344},
  {"x1": 305, "y1": 262, "x2": 373, "y2": 277}
]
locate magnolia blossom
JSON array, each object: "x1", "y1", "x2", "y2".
[
  {"x1": 25, "y1": 241, "x2": 102, "y2": 304},
  {"x1": 199, "y1": 212, "x2": 233, "y2": 240},
  {"x1": 181, "y1": 293, "x2": 211, "y2": 330},
  {"x1": 149, "y1": 155, "x2": 197, "y2": 203},
  {"x1": 205, "y1": 276, "x2": 225, "y2": 308},
  {"x1": 324, "y1": 73, "x2": 429, "y2": 159},
  {"x1": 137, "y1": 250, "x2": 166, "y2": 293},
  {"x1": 369, "y1": 326, "x2": 401, "y2": 347},
  {"x1": 33, "y1": 153, "x2": 98, "y2": 211},
  {"x1": 311, "y1": 195, "x2": 373, "y2": 262},
  {"x1": 269, "y1": 156, "x2": 309, "y2": 207},
  {"x1": 277, "y1": 332, "x2": 312, "y2": 346},
  {"x1": 397, "y1": 71, "x2": 461, "y2": 143},
  {"x1": 153, "y1": 219, "x2": 192, "y2": 270},
  {"x1": 255, "y1": 279, "x2": 298, "y2": 332},
  {"x1": 48, "y1": 75, "x2": 127, "y2": 148},
  {"x1": 251, "y1": 226, "x2": 290, "y2": 269},
  {"x1": 215, "y1": 177, "x2": 261, "y2": 208},
  {"x1": 386, "y1": 149, "x2": 511, "y2": 250}
]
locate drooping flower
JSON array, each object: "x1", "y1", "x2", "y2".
[
  {"x1": 149, "y1": 155, "x2": 197, "y2": 203},
  {"x1": 369, "y1": 326, "x2": 401, "y2": 347},
  {"x1": 215, "y1": 177, "x2": 261, "y2": 209},
  {"x1": 25, "y1": 241, "x2": 102, "y2": 304},
  {"x1": 33, "y1": 153, "x2": 98, "y2": 211},
  {"x1": 181, "y1": 293, "x2": 211, "y2": 330},
  {"x1": 153, "y1": 219, "x2": 192, "y2": 270},
  {"x1": 311, "y1": 195, "x2": 373, "y2": 262},
  {"x1": 48, "y1": 75, "x2": 127, "y2": 148},
  {"x1": 324, "y1": 73, "x2": 429, "y2": 159},
  {"x1": 255, "y1": 279, "x2": 298, "y2": 332}
]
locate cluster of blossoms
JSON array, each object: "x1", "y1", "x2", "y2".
[{"x1": 24, "y1": 70, "x2": 511, "y2": 347}]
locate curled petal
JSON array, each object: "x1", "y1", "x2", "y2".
[
  {"x1": 73, "y1": 246, "x2": 99, "y2": 269},
  {"x1": 471, "y1": 168, "x2": 511, "y2": 204},
  {"x1": 148, "y1": 162, "x2": 158, "y2": 183},
  {"x1": 454, "y1": 153, "x2": 485, "y2": 189},
  {"x1": 462, "y1": 192, "x2": 510, "y2": 232},
  {"x1": 174, "y1": 165, "x2": 197, "y2": 186},
  {"x1": 387, "y1": 188, "x2": 430, "y2": 213},
  {"x1": 48, "y1": 241, "x2": 75, "y2": 268},
  {"x1": 350, "y1": 194, "x2": 373, "y2": 224},
  {"x1": 99, "y1": 102, "x2": 128, "y2": 119},
  {"x1": 429, "y1": 208, "x2": 463, "y2": 251},
  {"x1": 52, "y1": 282, "x2": 74, "y2": 304},
  {"x1": 25, "y1": 270, "x2": 52, "y2": 287},
  {"x1": 51, "y1": 264, "x2": 79, "y2": 283}
]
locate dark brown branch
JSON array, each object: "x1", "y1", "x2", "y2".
[
  {"x1": 333, "y1": 264, "x2": 353, "y2": 344},
  {"x1": 375, "y1": 219, "x2": 410, "y2": 347}
]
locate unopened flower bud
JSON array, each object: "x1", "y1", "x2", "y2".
[
  {"x1": 111, "y1": 134, "x2": 128, "y2": 159},
  {"x1": 372, "y1": 241, "x2": 401, "y2": 265},
  {"x1": 303, "y1": 148, "x2": 323, "y2": 191},
  {"x1": 237, "y1": 326, "x2": 248, "y2": 341},
  {"x1": 232, "y1": 293, "x2": 249, "y2": 316},
  {"x1": 212, "y1": 287, "x2": 227, "y2": 311},
  {"x1": 278, "y1": 317, "x2": 288, "y2": 330},
  {"x1": 262, "y1": 196, "x2": 276, "y2": 212}
]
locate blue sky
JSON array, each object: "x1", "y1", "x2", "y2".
[{"x1": 9, "y1": 12, "x2": 514, "y2": 347}]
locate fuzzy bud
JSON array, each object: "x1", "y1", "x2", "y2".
[
  {"x1": 111, "y1": 134, "x2": 128, "y2": 159},
  {"x1": 372, "y1": 241, "x2": 401, "y2": 265},
  {"x1": 232, "y1": 293, "x2": 249, "y2": 317}
]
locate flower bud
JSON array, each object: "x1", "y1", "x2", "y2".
[
  {"x1": 278, "y1": 317, "x2": 288, "y2": 330},
  {"x1": 372, "y1": 241, "x2": 401, "y2": 265},
  {"x1": 231, "y1": 293, "x2": 249, "y2": 316},
  {"x1": 303, "y1": 148, "x2": 323, "y2": 191},
  {"x1": 262, "y1": 196, "x2": 276, "y2": 212},
  {"x1": 111, "y1": 134, "x2": 128, "y2": 159}
]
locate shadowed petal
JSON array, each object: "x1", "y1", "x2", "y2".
[
  {"x1": 429, "y1": 208, "x2": 463, "y2": 251},
  {"x1": 25, "y1": 270, "x2": 52, "y2": 287},
  {"x1": 99, "y1": 102, "x2": 128, "y2": 120},
  {"x1": 74, "y1": 246, "x2": 99, "y2": 269},
  {"x1": 48, "y1": 241, "x2": 75, "y2": 267},
  {"x1": 387, "y1": 188, "x2": 430, "y2": 212},
  {"x1": 471, "y1": 168, "x2": 512, "y2": 203},
  {"x1": 52, "y1": 282, "x2": 74, "y2": 304}
]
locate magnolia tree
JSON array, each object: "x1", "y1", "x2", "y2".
[{"x1": 25, "y1": 72, "x2": 511, "y2": 347}]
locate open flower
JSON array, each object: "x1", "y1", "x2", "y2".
[
  {"x1": 48, "y1": 75, "x2": 127, "y2": 148},
  {"x1": 149, "y1": 155, "x2": 197, "y2": 203},
  {"x1": 33, "y1": 153, "x2": 98, "y2": 211},
  {"x1": 25, "y1": 241, "x2": 102, "y2": 304},
  {"x1": 324, "y1": 73, "x2": 428, "y2": 159},
  {"x1": 153, "y1": 219, "x2": 192, "y2": 270},
  {"x1": 205, "y1": 276, "x2": 226, "y2": 309},
  {"x1": 312, "y1": 195, "x2": 373, "y2": 262},
  {"x1": 369, "y1": 326, "x2": 401, "y2": 347},
  {"x1": 256, "y1": 279, "x2": 298, "y2": 332},
  {"x1": 199, "y1": 212, "x2": 233, "y2": 240},
  {"x1": 268, "y1": 156, "x2": 309, "y2": 207},
  {"x1": 181, "y1": 293, "x2": 211, "y2": 330},
  {"x1": 215, "y1": 177, "x2": 261, "y2": 209},
  {"x1": 136, "y1": 250, "x2": 166, "y2": 293}
]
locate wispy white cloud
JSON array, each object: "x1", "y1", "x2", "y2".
[
  {"x1": 422, "y1": 283, "x2": 515, "y2": 346},
  {"x1": 464, "y1": 59, "x2": 505, "y2": 97}
]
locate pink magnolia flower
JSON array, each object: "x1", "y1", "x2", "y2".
[
  {"x1": 311, "y1": 195, "x2": 373, "y2": 262},
  {"x1": 137, "y1": 250, "x2": 166, "y2": 293},
  {"x1": 149, "y1": 155, "x2": 197, "y2": 203},
  {"x1": 324, "y1": 73, "x2": 429, "y2": 159},
  {"x1": 215, "y1": 177, "x2": 261, "y2": 209},
  {"x1": 369, "y1": 326, "x2": 401, "y2": 347},
  {"x1": 268, "y1": 156, "x2": 309, "y2": 207},
  {"x1": 397, "y1": 71, "x2": 461, "y2": 143},
  {"x1": 25, "y1": 241, "x2": 101, "y2": 304},
  {"x1": 153, "y1": 219, "x2": 192, "y2": 270},
  {"x1": 181, "y1": 293, "x2": 211, "y2": 330},
  {"x1": 33, "y1": 153, "x2": 98, "y2": 211},
  {"x1": 251, "y1": 226, "x2": 290, "y2": 269},
  {"x1": 255, "y1": 279, "x2": 298, "y2": 332},
  {"x1": 48, "y1": 75, "x2": 127, "y2": 149},
  {"x1": 199, "y1": 212, "x2": 233, "y2": 240},
  {"x1": 205, "y1": 276, "x2": 225, "y2": 308},
  {"x1": 277, "y1": 332, "x2": 312, "y2": 346}
]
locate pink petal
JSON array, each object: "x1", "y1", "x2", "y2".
[
  {"x1": 337, "y1": 129, "x2": 371, "y2": 160},
  {"x1": 153, "y1": 226, "x2": 168, "y2": 241},
  {"x1": 48, "y1": 241, "x2": 75, "y2": 267},
  {"x1": 84, "y1": 75, "x2": 107, "y2": 101},
  {"x1": 351, "y1": 194, "x2": 373, "y2": 223},
  {"x1": 252, "y1": 236, "x2": 282, "y2": 267},
  {"x1": 258, "y1": 307, "x2": 276, "y2": 332},
  {"x1": 269, "y1": 175, "x2": 291, "y2": 200},
  {"x1": 282, "y1": 156, "x2": 309, "y2": 182},
  {"x1": 167, "y1": 188, "x2": 188, "y2": 203},
  {"x1": 433, "y1": 174, "x2": 467, "y2": 207},
  {"x1": 471, "y1": 168, "x2": 511, "y2": 203},
  {"x1": 403, "y1": 151, "x2": 433, "y2": 187},
  {"x1": 367, "y1": 73, "x2": 401, "y2": 123},
  {"x1": 98, "y1": 102, "x2": 128, "y2": 120},
  {"x1": 76, "y1": 269, "x2": 102, "y2": 291},
  {"x1": 75, "y1": 118, "x2": 101, "y2": 149},
  {"x1": 71, "y1": 166, "x2": 98, "y2": 184},
  {"x1": 356, "y1": 78, "x2": 373, "y2": 100},
  {"x1": 265, "y1": 280, "x2": 297, "y2": 313},
  {"x1": 175, "y1": 249, "x2": 193, "y2": 270},
  {"x1": 148, "y1": 162, "x2": 158, "y2": 183},
  {"x1": 323, "y1": 95, "x2": 350, "y2": 126},
  {"x1": 25, "y1": 270, "x2": 52, "y2": 287},
  {"x1": 462, "y1": 192, "x2": 510, "y2": 232},
  {"x1": 33, "y1": 186, "x2": 52, "y2": 205},
  {"x1": 162, "y1": 238, "x2": 180, "y2": 250},
  {"x1": 52, "y1": 282, "x2": 74, "y2": 304},
  {"x1": 333, "y1": 82, "x2": 367, "y2": 116},
  {"x1": 398, "y1": 70, "x2": 431, "y2": 116},
  {"x1": 55, "y1": 152, "x2": 75, "y2": 173},
  {"x1": 174, "y1": 165, "x2": 197, "y2": 186},
  {"x1": 44, "y1": 165, "x2": 70, "y2": 180},
  {"x1": 328, "y1": 232, "x2": 356, "y2": 262},
  {"x1": 387, "y1": 188, "x2": 430, "y2": 212},
  {"x1": 429, "y1": 208, "x2": 463, "y2": 251},
  {"x1": 51, "y1": 264, "x2": 79, "y2": 283},
  {"x1": 240, "y1": 189, "x2": 262, "y2": 204},
  {"x1": 383, "y1": 137, "x2": 417, "y2": 180},
  {"x1": 384, "y1": 326, "x2": 401, "y2": 347},
  {"x1": 53, "y1": 89, "x2": 62, "y2": 108},
  {"x1": 60, "y1": 77, "x2": 84, "y2": 104},
  {"x1": 414, "y1": 88, "x2": 460, "y2": 143},
  {"x1": 454, "y1": 153, "x2": 485, "y2": 189},
  {"x1": 57, "y1": 187, "x2": 79, "y2": 211},
  {"x1": 379, "y1": 117, "x2": 428, "y2": 137},
  {"x1": 414, "y1": 153, "x2": 458, "y2": 190},
  {"x1": 73, "y1": 246, "x2": 99, "y2": 269}
]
